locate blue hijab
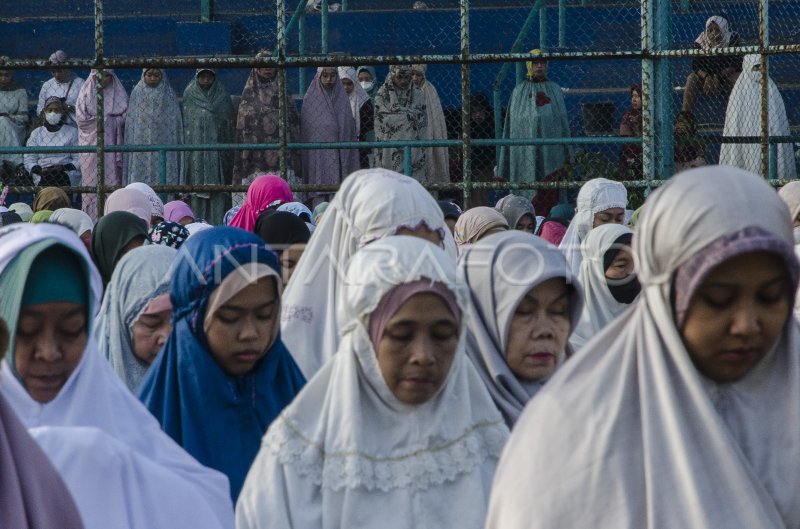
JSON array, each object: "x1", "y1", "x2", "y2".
[{"x1": 138, "y1": 226, "x2": 306, "y2": 501}]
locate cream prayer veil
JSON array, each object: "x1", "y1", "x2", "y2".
[{"x1": 487, "y1": 166, "x2": 800, "y2": 528}]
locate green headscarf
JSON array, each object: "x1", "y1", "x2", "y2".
[
  {"x1": 0, "y1": 241, "x2": 91, "y2": 370},
  {"x1": 91, "y1": 211, "x2": 149, "y2": 285},
  {"x1": 30, "y1": 210, "x2": 54, "y2": 223}
]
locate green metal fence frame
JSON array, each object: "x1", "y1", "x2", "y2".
[{"x1": 2, "y1": 0, "x2": 798, "y2": 209}]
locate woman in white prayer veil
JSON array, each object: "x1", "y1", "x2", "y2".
[
  {"x1": 486, "y1": 165, "x2": 800, "y2": 529},
  {"x1": 237, "y1": 235, "x2": 508, "y2": 529},
  {"x1": 558, "y1": 177, "x2": 627, "y2": 276},
  {"x1": 569, "y1": 223, "x2": 641, "y2": 351},
  {"x1": 458, "y1": 231, "x2": 583, "y2": 428},
  {"x1": 720, "y1": 54, "x2": 796, "y2": 179},
  {"x1": 280, "y1": 168, "x2": 456, "y2": 379},
  {"x1": 0, "y1": 223, "x2": 234, "y2": 529}
]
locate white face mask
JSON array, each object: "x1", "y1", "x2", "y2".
[
  {"x1": 793, "y1": 226, "x2": 800, "y2": 245},
  {"x1": 45, "y1": 112, "x2": 62, "y2": 125},
  {"x1": 360, "y1": 80, "x2": 374, "y2": 92}
]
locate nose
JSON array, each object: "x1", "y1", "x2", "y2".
[
  {"x1": 34, "y1": 328, "x2": 62, "y2": 362},
  {"x1": 408, "y1": 336, "x2": 436, "y2": 366},
  {"x1": 729, "y1": 304, "x2": 760, "y2": 338},
  {"x1": 238, "y1": 315, "x2": 261, "y2": 342},
  {"x1": 155, "y1": 325, "x2": 170, "y2": 346},
  {"x1": 531, "y1": 319, "x2": 555, "y2": 340}
]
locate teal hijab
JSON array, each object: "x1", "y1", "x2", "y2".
[{"x1": 0, "y1": 237, "x2": 92, "y2": 376}]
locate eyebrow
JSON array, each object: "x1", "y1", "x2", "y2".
[
  {"x1": 703, "y1": 275, "x2": 787, "y2": 289},
  {"x1": 219, "y1": 299, "x2": 277, "y2": 313},
  {"x1": 523, "y1": 290, "x2": 570, "y2": 304}
]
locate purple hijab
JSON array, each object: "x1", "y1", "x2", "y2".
[
  {"x1": 163, "y1": 200, "x2": 196, "y2": 223},
  {"x1": 0, "y1": 394, "x2": 84, "y2": 528},
  {"x1": 300, "y1": 68, "x2": 359, "y2": 193}
]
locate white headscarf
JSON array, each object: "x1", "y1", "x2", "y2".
[
  {"x1": 458, "y1": 231, "x2": 582, "y2": 427},
  {"x1": 0, "y1": 223, "x2": 234, "y2": 529},
  {"x1": 49, "y1": 208, "x2": 94, "y2": 236},
  {"x1": 237, "y1": 235, "x2": 508, "y2": 529},
  {"x1": 337, "y1": 66, "x2": 370, "y2": 138},
  {"x1": 280, "y1": 168, "x2": 456, "y2": 379},
  {"x1": 486, "y1": 166, "x2": 800, "y2": 528},
  {"x1": 695, "y1": 15, "x2": 733, "y2": 49},
  {"x1": 94, "y1": 245, "x2": 176, "y2": 392},
  {"x1": 126, "y1": 182, "x2": 165, "y2": 220},
  {"x1": 558, "y1": 178, "x2": 627, "y2": 276},
  {"x1": 569, "y1": 223, "x2": 637, "y2": 351},
  {"x1": 720, "y1": 54, "x2": 797, "y2": 180}
]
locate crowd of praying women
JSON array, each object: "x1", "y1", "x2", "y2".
[{"x1": 2, "y1": 158, "x2": 800, "y2": 529}]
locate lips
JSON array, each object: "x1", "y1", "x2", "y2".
[
  {"x1": 525, "y1": 352, "x2": 556, "y2": 364},
  {"x1": 718, "y1": 347, "x2": 760, "y2": 364},
  {"x1": 233, "y1": 350, "x2": 260, "y2": 363},
  {"x1": 27, "y1": 374, "x2": 64, "y2": 389}
]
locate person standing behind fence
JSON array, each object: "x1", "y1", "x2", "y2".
[
  {"x1": 182, "y1": 68, "x2": 235, "y2": 224},
  {"x1": 123, "y1": 69, "x2": 182, "y2": 188},
  {"x1": 0, "y1": 66, "x2": 29, "y2": 172},
  {"x1": 300, "y1": 67, "x2": 359, "y2": 206},
  {"x1": 374, "y1": 65, "x2": 428, "y2": 181},
  {"x1": 233, "y1": 53, "x2": 301, "y2": 187},
  {"x1": 338, "y1": 66, "x2": 373, "y2": 169},
  {"x1": 720, "y1": 54, "x2": 796, "y2": 179},
  {"x1": 498, "y1": 49, "x2": 572, "y2": 200},
  {"x1": 77, "y1": 69, "x2": 128, "y2": 221},
  {"x1": 37, "y1": 50, "x2": 83, "y2": 126},
  {"x1": 681, "y1": 16, "x2": 743, "y2": 115},
  {"x1": 25, "y1": 97, "x2": 80, "y2": 189},
  {"x1": 411, "y1": 64, "x2": 450, "y2": 186}
]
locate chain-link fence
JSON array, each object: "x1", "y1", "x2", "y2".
[{"x1": 0, "y1": 0, "x2": 798, "y2": 222}]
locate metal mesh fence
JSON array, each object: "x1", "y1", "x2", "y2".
[{"x1": 0, "y1": 0, "x2": 798, "y2": 223}]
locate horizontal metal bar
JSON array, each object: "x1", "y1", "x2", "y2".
[
  {"x1": 0, "y1": 136, "x2": 648, "y2": 155},
  {"x1": 5, "y1": 44, "x2": 798, "y2": 71}
]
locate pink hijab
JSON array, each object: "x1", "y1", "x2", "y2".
[
  {"x1": 228, "y1": 174, "x2": 293, "y2": 232},
  {"x1": 163, "y1": 201, "x2": 196, "y2": 223},
  {"x1": 0, "y1": 394, "x2": 84, "y2": 528},
  {"x1": 538, "y1": 220, "x2": 567, "y2": 246},
  {"x1": 104, "y1": 188, "x2": 152, "y2": 227}
]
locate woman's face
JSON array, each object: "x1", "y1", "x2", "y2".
[
  {"x1": 205, "y1": 276, "x2": 278, "y2": 377},
  {"x1": 529, "y1": 60, "x2": 548, "y2": 78},
  {"x1": 706, "y1": 22, "x2": 722, "y2": 45},
  {"x1": 0, "y1": 70, "x2": 12, "y2": 88},
  {"x1": 256, "y1": 67, "x2": 277, "y2": 82},
  {"x1": 411, "y1": 70, "x2": 425, "y2": 88},
  {"x1": 515, "y1": 213, "x2": 536, "y2": 233},
  {"x1": 280, "y1": 243, "x2": 306, "y2": 287},
  {"x1": 680, "y1": 251, "x2": 791, "y2": 384},
  {"x1": 144, "y1": 69, "x2": 163, "y2": 88},
  {"x1": 319, "y1": 68, "x2": 338, "y2": 90},
  {"x1": 376, "y1": 292, "x2": 459, "y2": 405},
  {"x1": 593, "y1": 207, "x2": 625, "y2": 228},
  {"x1": 197, "y1": 71, "x2": 215, "y2": 90},
  {"x1": 51, "y1": 68, "x2": 70, "y2": 83},
  {"x1": 358, "y1": 70, "x2": 373, "y2": 83},
  {"x1": 505, "y1": 278, "x2": 571, "y2": 383},
  {"x1": 392, "y1": 70, "x2": 412, "y2": 90},
  {"x1": 45, "y1": 101, "x2": 64, "y2": 114},
  {"x1": 178, "y1": 215, "x2": 194, "y2": 226},
  {"x1": 631, "y1": 90, "x2": 642, "y2": 111},
  {"x1": 605, "y1": 245, "x2": 634, "y2": 280},
  {"x1": 15, "y1": 302, "x2": 87, "y2": 403},
  {"x1": 341, "y1": 78, "x2": 354, "y2": 95},
  {"x1": 100, "y1": 72, "x2": 113, "y2": 89},
  {"x1": 131, "y1": 308, "x2": 171, "y2": 366}
]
